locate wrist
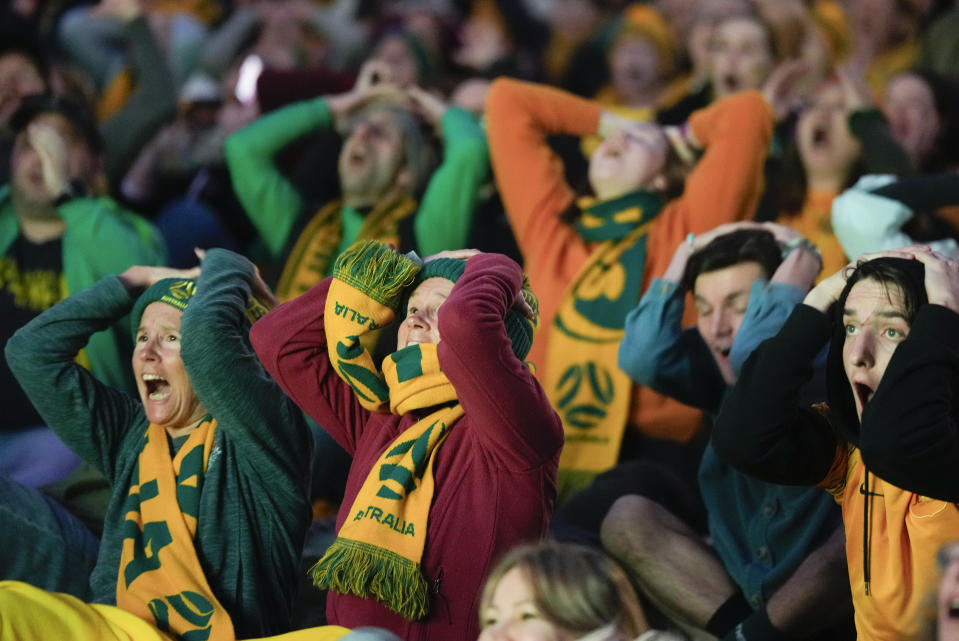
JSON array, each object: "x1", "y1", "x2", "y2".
[
  {"x1": 802, "y1": 288, "x2": 835, "y2": 314},
  {"x1": 781, "y1": 236, "x2": 820, "y2": 260}
]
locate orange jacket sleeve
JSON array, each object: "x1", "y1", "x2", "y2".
[{"x1": 486, "y1": 78, "x2": 601, "y2": 280}]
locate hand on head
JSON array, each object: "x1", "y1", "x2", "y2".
[
  {"x1": 909, "y1": 246, "x2": 959, "y2": 314},
  {"x1": 119, "y1": 264, "x2": 201, "y2": 295},
  {"x1": 327, "y1": 60, "x2": 407, "y2": 126},
  {"x1": 802, "y1": 246, "x2": 922, "y2": 313},
  {"x1": 405, "y1": 85, "x2": 447, "y2": 128}
]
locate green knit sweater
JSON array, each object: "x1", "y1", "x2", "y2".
[{"x1": 5, "y1": 249, "x2": 313, "y2": 638}]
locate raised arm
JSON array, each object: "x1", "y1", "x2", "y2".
[
  {"x1": 412, "y1": 100, "x2": 489, "y2": 256},
  {"x1": 832, "y1": 174, "x2": 959, "y2": 260},
  {"x1": 224, "y1": 96, "x2": 329, "y2": 257},
  {"x1": 101, "y1": 10, "x2": 177, "y2": 186},
  {"x1": 4, "y1": 277, "x2": 143, "y2": 482},
  {"x1": 677, "y1": 90, "x2": 774, "y2": 235},
  {"x1": 620, "y1": 275, "x2": 723, "y2": 411},
  {"x1": 713, "y1": 304, "x2": 840, "y2": 485},
  {"x1": 250, "y1": 276, "x2": 372, "y2": 455},
  {"x1": 436, "y1": 253, "x2": 564, "y2": 469},
  {"x1": 485, "y1": 78, "x2": 600, "y2": 273},
  {"x1": 181, "y1": 248, "x2": 312, "y2": 482}
]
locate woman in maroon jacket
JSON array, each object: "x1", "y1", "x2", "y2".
[{"x1": 250, "y1": 241, "x2": 564, "y2": 641}]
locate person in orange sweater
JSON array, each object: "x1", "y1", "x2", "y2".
[{"x1": 485, "y1": 78, "x2": 773, "y2": 498}]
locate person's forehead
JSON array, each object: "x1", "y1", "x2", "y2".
[
  {"x1": 411, "y1": 277, "x2": 453, "y2": 298},
  {"x1": 844, "y1": 279, "x2": 907, "y2": 313},
  {"x1": 140, "y1": 301, "x2": 185, "y2": 327},
  {"x1": 694, "y1": 261, "x2": 764, "y2": 297},
  {"x1": 714, "y1": 16, "x2": 768, "y2": 42}
]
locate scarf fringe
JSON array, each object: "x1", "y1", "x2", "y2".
[
  {"x1": 310, "y1": 538, "x2": 430, "y2": 620},
  {"x1": 332, "y1": 240, "x2": 420, "y2": 309}
]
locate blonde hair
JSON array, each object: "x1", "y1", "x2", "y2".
[{"x1": 479, "y1": 541, "x2": 647, "y2": 637}]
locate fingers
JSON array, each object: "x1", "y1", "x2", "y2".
[
  {"x1": 513, "y1": 295, "x2": 535, "y2": 319},
  {"x1": 424, "y1": 248, "x2": 481, "y2": 262}
]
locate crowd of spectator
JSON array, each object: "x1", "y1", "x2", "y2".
[{"x1": 2, "y1": 0, "x2": 959, "y2": 639}]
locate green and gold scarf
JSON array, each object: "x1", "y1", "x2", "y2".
[
  {"x1": 275, "y1": 196, "x2": 417, "y2": 303},
  {"x1": 548, "y1": 191, "x2": 663, "y2": 498},
  {"x1": 116, "y1": 418, "x2": 234, "y2": 641},
  {"x1": 311, "y1": 241, "x2": 462, "y2": 619}
]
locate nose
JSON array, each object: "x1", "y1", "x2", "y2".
[
  {"x1": 406, "y1": 310, "x2": 429, "y2": 331},
  {"x1": 137, "y1": 336, "x2": 160, "y2": 360},
  {"x1": 710, "y1": 308, "x2": 731, "y2": 339},
  {"x1": 352, "y1": 120, "x2": 373, "y2": 142},
  {"x1": 848, "y1": 330, "x2": 875, "y2": 369}
]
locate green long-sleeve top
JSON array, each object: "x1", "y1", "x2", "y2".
[
  {"x1": 225, "y1": 98, "x2": 488, "y2": 263},
  {"x1": 4, "y1": 248, "x2": 313, "y2": 639}
]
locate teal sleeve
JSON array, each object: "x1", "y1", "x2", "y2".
[
  {"x1": 224, "y1": 98, "x2": 333, "y2": 257},
  {"x1": 619, "y1": 278, "x2": 724, "y2": 411},
  {"x1": 181, "y1": 248, "x2": 312, "y2": 483},
  {"x1": 4, "y1": 277, "x2": 144, "y2": 483},
  {"x1": 728, "y1": 281, "x2": 805, "y2": 376},
  {"x1": 413, "y1": 106, "x2": 489, "y2": 255}
]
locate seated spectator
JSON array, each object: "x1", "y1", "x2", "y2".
[
  {"x1": 763, "y1": 70, "x2": 912, "y2": 278},
  {"x1": 0, "y1": 248, "x2": 331, "y2": 639},
  {"x1": 0, "y1": 37, "x2": 47, "y2": 183},
  {"x1": 225, "y1": 60, "x2": 487, "y2": 302},
  {"x1": 714, "y1": 247, "x2": 959, "y2": 640},
  {"x1": 250, "y1": 241, "x2": 562, "y2": 639},
  {"x1": 2, "y1": 94, "x2": 165, "y2": 446},
  {"x1": 486, "y1": 78, "x2": 773, "y2": 499},
  {"x1": 479, "y1": 540, "x2": 673, "y2": 641},
  {"x1": 882, "y1": 69, "x2": 959, "y2": 173},
  {"x1": 604, "y1": 223, "x2": 850, "y2": 641}
]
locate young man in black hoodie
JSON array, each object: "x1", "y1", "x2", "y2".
[{"x1": 713, "y1": 246, "x2": 959, "y2": 641}]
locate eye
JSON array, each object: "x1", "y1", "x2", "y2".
[
  {"x1": 481, "y1": 616, "x2": 498, "y2": 628},
  {"x1": 136, "y1": 333, "x2": 148, "y2": 343},
  {"x1": 844, "y1": 324, "x2": 857, "y2": 336},
  {"x1": 166, "y1": 334, "x2": 179, "y2": 343},
  {"x1": 884, "y1": 327, "x2": 903, "y2": 339},
  {"x1": 520, "y1": 611, "x2": 539, "y2": 621},
  {"x1": 407, "y1": 306, "x2": 418, "y2": 316}
]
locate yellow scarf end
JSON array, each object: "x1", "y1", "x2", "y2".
[{"x1": 310, "y1": 538, "x2": 430, "y2": 620}]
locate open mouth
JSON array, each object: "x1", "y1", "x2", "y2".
[
  {"x1": 721, "y1": 74, "x2": 740, "y2": 93},
  {"x1": 143, "y1": 373, "x2": 171, "y2": 400},
  {"x1": 949, "y1": 597, "x2": 959, "y2": 618},
  {"x1": 854, "y1": 382, "x2": 874, "y2": 409},
  {"x1": 812, "y1": 124, "x2": 830, "y2": 148}
]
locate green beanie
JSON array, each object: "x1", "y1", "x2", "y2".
[
  {"x1": 407, "y1": 258, "x2": 538, "y2": 361},
  {"x1": 130, "y1": 278, "x2": 197, "y2": 336}
]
